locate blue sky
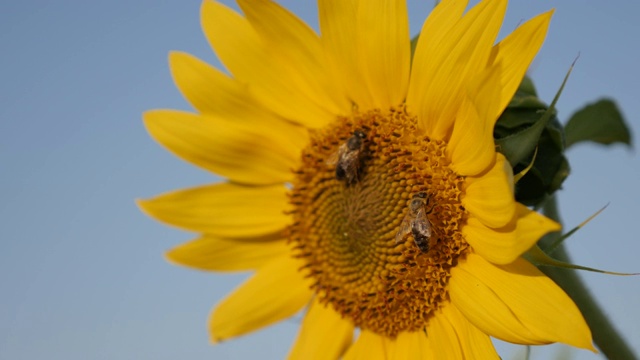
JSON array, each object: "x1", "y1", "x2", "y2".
[{"x1": 1, "y1": 1, "x2": 638, "y2": 359}]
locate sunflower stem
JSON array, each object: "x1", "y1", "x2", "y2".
[{"x1": 539, "y1": 195, "x2": 636, "y2": 359}]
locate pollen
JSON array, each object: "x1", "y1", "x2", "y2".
[{"x1": 287, "y1": 106, "x2": 469, "y2": 337}]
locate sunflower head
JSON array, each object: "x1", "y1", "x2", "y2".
[{"x1": 140, "y1": 0, "x2": 595, "y2": 357}]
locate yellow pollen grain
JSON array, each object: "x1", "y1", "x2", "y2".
[{"x1": 288, "y1": 106, "x2": 469, "y2": 337}]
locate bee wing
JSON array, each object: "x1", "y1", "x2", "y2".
[
  {"x1": 326, "y1": 143, "x2": 346, "y2": 166},
  {"x1": 395, "y1": 213, "x2": 413, "y2": 244},
  {"x1": 412, "y1": 207, "x2": 432, "y2": 238}
]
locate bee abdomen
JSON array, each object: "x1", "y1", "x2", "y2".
[{"x1": 411, "y1": 230, "x2": 430, "y2": 253}]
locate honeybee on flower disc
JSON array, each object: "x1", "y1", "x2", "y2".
[
  {"x1": 327, "y1": 129, "x2": 367, "y2": 185},
  {"x1": 395, "y1": 192, "x2": 434, "y2": 253}
]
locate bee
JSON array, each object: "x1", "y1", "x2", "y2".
[
  {"x1": 395, "y1": 192, "x2": 434, "y2": 253},
  {"x1": 327, "y1": 129, "x2": 368, "y2": 184}
]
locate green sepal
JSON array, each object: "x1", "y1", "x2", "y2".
[
  {"x1": 513, "y1": 147, "x2": 537, "y2": 184},
  {"x1": 496, "y1": 67, "x2": 570, "y2": 166},
  {"x1": 565, "y1": 99, "x2": 633, "y2": 148},
  {"x1": 495, "y1": 66, "x2": 574, "y2": 206},
  {"x1": 543, "y1": 204, "x2": 609, "y2": 254},
  {"x1": 511, "y1": 126, "x2": 570, "y2": 207},
  {"x1": 525, "y1": 246, "x2": 638, "y2": 276}
]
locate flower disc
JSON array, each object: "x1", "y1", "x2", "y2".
[{"x1": 288, "y1": 106, "x2": 469, "y2": 337}]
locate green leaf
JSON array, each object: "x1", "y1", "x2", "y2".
[
  {"x1": 525, "y1": 246, "x2": 638, "y2": 276},
  {"x1": 565, "y1": 99, "x2": 632, "y2": 148}
]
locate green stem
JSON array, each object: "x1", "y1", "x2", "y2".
[{"x1": 540, "y1": 196, "x2": 636, "y2": 359}]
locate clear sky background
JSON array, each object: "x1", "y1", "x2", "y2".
[{"x1": 1, "y1": 1, "x2": 638, "y2": 359}]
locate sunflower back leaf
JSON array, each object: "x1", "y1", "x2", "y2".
[{"x1": 565, "y1": 99, "x2": 632, "y2": 149}]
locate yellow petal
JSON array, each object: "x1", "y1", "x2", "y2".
[
  {"x1": 450, "y1": 253, "x2": 595, "y2": 350},
  {"x1": 447, "y1": 95, "x2": 495, "y2": 176},
  {"x1": 166, "y1": 235, "x2": 290, "y2": 272},
  {"x1": 168, "y1": 51, "x2": 263, "y2": 118},
  {"x1": 236, "y1": 0, "x2": 350, "y2": 116},
  {"x1": 143, "y1": 110, "x2": 305, "y2": 185},
  {"x1": 428, "y1": 308, "x2": 462, "y2": 359},
  {"x1": 201, "y1": 0, "x2": 339, "y2": 128},
  {"x1": 429, "y1": 303, "x2": 499, "y2": 359},
  {"x1": 449, "y1": 63, "x2": 507, "y2": 176},
  {"x1": 412, "y1": 0, "x2": 468, "y2": 62},
  {"x1": 464, "y1": 203, "x2": 561, "y2": 265},
  {"x1": 319, "y1": 0, "x2": 375, "y2": 109},
  {"x1": 489, "y1": 10, "x2": 553, "y2": 118},
  {"x1": 289, "y1": 300, "x2": 354, "y2": 360},
  {"x1": 168, "y1": 52, "x2": 309, "y2": 152},
  {"x1": 513, "y1": 205, "x2": 561, "y2": 245},
  {"x1": 387, "y1": 331, "x2": 433, "y2": 360},
  {"x1": 466, "y1": 63, "x2": 503, "y2": 133},
  {"x1": 407, "y1": 0, "x2": 466, "y2": 127},
  {"x1": 354, "y1": 0, "x2": 410, "y2": 109},
  {"x1": 210, "y1": 254, "x2": 313, "y2": 342},
  {"x1": 408, "y1": 0, "x2": 506, "y2": 139},
  {"x1": 138, "y1": 182, "x2": 290, "y2": 238},
  {"x1": 169, "y1": 51, "x2": 243, "y2": 116},
  {"x1": 343, "y1": 330, "x2": 388, "y2": 360},
  {"x1": 462, "y1": 153, "x2": 515, "y2": 228},
  {"x1": 238, "y1": 0, "x2": 351, "y2": 114}
]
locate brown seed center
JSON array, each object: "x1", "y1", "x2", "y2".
[{"x1": 288, "y1": 106, "x2": 469, "y2": 337}]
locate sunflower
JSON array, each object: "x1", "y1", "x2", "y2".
[{"x1": 139, "y1": 0, "x2": 595, "y2": 357}]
